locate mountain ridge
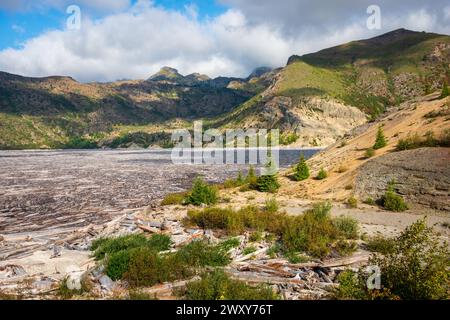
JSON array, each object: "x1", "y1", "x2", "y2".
[{"x1": 0, "y1": 28, "x2": 449, "y2": 149}]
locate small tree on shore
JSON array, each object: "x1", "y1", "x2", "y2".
[
  {"x1": 185, "y1": 177, "x2": 218, "y2": 206},
  {"x1": 293, "y1": 154, "x2": 310, "y2": 181},
  {"x1": 373, "y1": 126, "x2": 387, "y2": 150},
  {"x1": 255, "y1": 161, "x2": 280, "y2": 193}
]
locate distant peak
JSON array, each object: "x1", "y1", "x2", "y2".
[
  {"x1": 247, "y1": 66, "x2": 272, "y2": 79},
  {"x1": 148, "y1": 66, "x2": 183, "y2": 81}
]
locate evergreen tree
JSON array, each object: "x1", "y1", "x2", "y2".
[
  {"x1": 293, "y1": 154, "x2": 310, "y2": 181},
  {"x1": 255, "y1": 161, "x2": 280, "y2": 193},
  {"x1": 373, "y1": 126, "x2": 387, "y2": 150},
  {"x1": 185, "y1": 177, "x2": 218, "y2": 206}
]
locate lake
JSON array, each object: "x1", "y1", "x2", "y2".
[{"x1": 0, "y1": 148, "x2": 321, "y2": 235}]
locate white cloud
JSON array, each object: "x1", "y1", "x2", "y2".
[{"x1": 0, "y1": 1, "x2": 449, "y2": 82}]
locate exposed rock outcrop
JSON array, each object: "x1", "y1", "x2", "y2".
[{"x1": 355, "y1": 148, "x2": 450, "y2": 211}]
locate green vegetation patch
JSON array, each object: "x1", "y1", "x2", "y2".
[
  {"x1": 180, "y1": 269, "x2": 279, "y2": 300},
  {"x1": 333, "y1": 219, "x2": 450, "y2": 300}
]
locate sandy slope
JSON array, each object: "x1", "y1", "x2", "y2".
[{"x1": 277, "y1": 93, "x2": 450, "y2": 201}]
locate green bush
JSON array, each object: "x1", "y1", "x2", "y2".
[
  {"x1": 440, "y1": 80, "x2": 449, "y2": 99},
  {"x1": 218, "y1": 237, "x2": 241, "y2": 251},
  {"x1": 373, "y1": 126, "x2": 387, "y2": 150},
  {"x1": 127, "y1": 290, "x2": 157, "y2": 300},
  {"x1": 315, "y1": 168, "x2": 328, "y2": 180},
  {"x1": 283, "y1": 251, "x2": 309, "y2": 263},
  {"x1": 185, "y1": 177, "x2": 218, "y2": 206},
  {"x1": 122, "y1": 240, "x2": 231, "y2": 288},
  {"x1": 396, "y1": 131, "x2": 442, "y2": 151},
  {"x1": 187, "y1": 202, "x2": 359, "y2": 259},
  {"x1": 160, "y1": 192, "x2": 187, "y2": 206},
  {"x1": 280, "y1": 132, "x2": 299, "y2": 145},
  {"x1": 267, "y1": 243, "x2": 282, "y2": 258},
  {"x1": 255, "y1": 174, "x2": 280, "y2": 193},
  {"x1": 334, "y1": 240, "x2": 358, "y2": 256},
  {"x1": 175, "y1": 240, "x2": 231, "y2": 267},
  {"x1": 186, "y1": 206, "x2": 286, "y2": 235},
  {"x1": 333, "y1": 216, "x2": 358, "y2": 239},
  {"x1": 106, "y1": 249, "x2": 133, "y2": 280},
  {"x1": 365, "y1": 236, "x2": 396, "y2": 255},
  {"x1": 181, "y1": 270, "x2": 279, "y2": 300},
  {"x1": 363, "y1": 197, "x2": 375, "y2": 205},
  {"x1": 242, "y1": 246, "x2": 257, "y2": 255},
  {"x1": 334, "y1": 219, "x2": 450, "y2": 300},
  {"x1": 281, "y1": 202, "x2": 338, "y2": 258},
  {"x1": 370, "y1": 219, "x2": 450, "y2": 299},
  {"x1": 347, "y1": 196, "x2": 358, "y2": 208},
  {"x1": 380, "y1": 183, "x2": 408, "y2": 212},
  {"x1": 249, "y1": 231, "x2": 263, "y2": 242},
  {"x1": 264, "y1": 197, "x2": 279, "y2": 213},
  {"x1": 91, "y1": 234, "x2": 171, "y2": 260},
  {"x1": 293, "y1": 154, "x2": 310, "y2": 181},
  {"x1": 365, "y1": 148, "x2": 375, "y2": 158},
  {"x1": 332, "y1": 270, "x2": 370, "y2": 300}
]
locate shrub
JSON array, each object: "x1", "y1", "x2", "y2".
[
  {"x1": 186, "y1": 206, "x2": 286, "y2": 235},
  {"x1": 293, "y1": 154, "x2": 310, "y2": 181},
  {"x1": 223, "y1": 171, "x2": 246, "y2": 189},
  {"x1": 364, "y1": 148, "x2": 375, "y2": 158},
  {"x1": 363, "y1": 197, "x2": 375, "y2": 205},
  {"x1": 245, "y1": 166, "x2": 257, "y2": 185},
  {"x1": 334, "y1": 240, "x2": 358, "y2": 256},
  {"x1": 347, "y1": 196, "x2": 358, "y2": 208},
  {"x1": 365, "y1": 236, "x2": 396, "y2": 254},
  {"x1": 175, "y1": 240, "x2": 231, "y2": 268},
  {"x1": 127, "y1": 290, "x2": 157, "y2": 300},
  {"x1": 255, "y1": 174, "x2": 280, "y2": 193},
  {"x1": 122, "y1": 240, "x2": 231, "y2": 288},
  {"x1": 186, "y1": 207, "x2": 244, "y2": 234},
  {"x1": 337, "y1": 165, "x2": 348, "y2": 173},
  {"x1": 187, "y1": 203, "x2": 359, "y2": 259},
  {"x1": 267, "y1": 243, "x2": 282, "y2": 258},
  {"x1": 440, "y1": 80, "x2": 449, "y2": 99},
  {"x1": 264, "y1": 197, "x2": 279, "y2": 213},
  {"x1": 185, "y1": 177, "x2": 218, "y2": 206},
  {"x1": 160, "y1": 192, "x2": 187, "y2": 206},
  {"x1": 91, "y1": 234, "x2": 171, "y2": 260},
  {"x1": 249, "y1": 231, "x2": 263, "y2": 242},
  {"x1": 242, "y1": 246, "x2": 257, "y2": 255},
  {"x1": 181, "y1": 270, "x2": 279, "y2": 300},
  {"x1": 281, "y1": 202, "x2": 338, "y2": 258},
  {"x1": 106, "y1": 249, "x2": 133, "y2": 280},
  {"x1": 332, "y1": 270, "x2": 369, "y2": 300},
  {"x1": 396, "y1": 131, "x2": 442, "y2": 151},
  {"x1": 373, "y1": 126, "x2": 387, "y2": 150},
  {"x1": 369, "y1": 219, "x2": 450, "y2": 299},
  {"x1": 315, "y1": 168, "x2": 328, "y2": 180},
  {"x1": 283, "y1": 251, "x2": 309, "y2": 263},
  {"x1": 380, "y1": 183, "x2": 408, "y2": 212},
  {"x1": 218, "y1": 237, "x2": 241, "y2": 251},
  {"x1": 334, "y1": 219, "x2": 450, "y2": 300},
  {"x1": 280, "y1": 132, "x2": 299, "y2": 145},
  {"x1": 333, "y1": 216, "x2": 358, "y2": 239}
]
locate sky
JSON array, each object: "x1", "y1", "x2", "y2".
[{"x1": 0, "y1": 0, "x2": 449, "y2": 82}]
